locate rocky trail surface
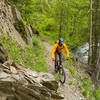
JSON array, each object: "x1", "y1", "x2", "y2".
[{"x1": 43, "y1": 42, "x2": 87, "y2": 100}]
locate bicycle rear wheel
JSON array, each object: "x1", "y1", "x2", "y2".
[{"x1": 59, "y1": 67, "x2": 66, "y2": 84}]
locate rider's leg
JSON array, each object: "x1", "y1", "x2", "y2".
[
  {"x1": 59, "y1": 53, "x2": 62, "y2": 65},
  {"x1": 55, "y1": 51, "x2": 58, "y2": 70}
]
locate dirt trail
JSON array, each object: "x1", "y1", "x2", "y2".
[{"x1": 43, "y1": 42, "x2": 87, "y2": 100}]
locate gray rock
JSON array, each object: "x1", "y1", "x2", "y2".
[
  {"x1": 26, "y1": 70, "x2": 38, "y2": 78},
  {"x1": 0, "y1": 72, "x2": 10, "y2": 79},
  {"x1": 0, "y1": 56, "x2": 63, "y2": 100},
  {"x1": 0, "y1": 60, "x2": 63, "y2": 100},
  {"x1": 39, "y1": 72, "x2": 55, "y2": 80},
  {"x1": 12, "y1": 74, "x2": 20, "y2": 80},
  {"x1": 41, "y1": 80, "x2": 58, "y2": 91},
  {"x1": 0, "y1": 0, "x2": 35, "y2": 47}
]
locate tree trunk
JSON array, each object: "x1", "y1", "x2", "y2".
[
  {"x1": 63, "y1": 11, "x2": 66, "y2": 39},
  {"x1": 90, "y1": 0, "x2": 100, "y2": 84},
  {"x1": 59, "y1": 8, "x2": 63, "y2": 38},
  {"x1": 93, "y1": 42, "x2": 100, "y2": 85},
  {"x1": 88, "y1": 0, "x2": 92, "y2": 65},
  {"x1": 95, "y1": 44, "x2": 100, "y2": 84}
]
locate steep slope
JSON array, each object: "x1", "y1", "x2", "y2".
[
  {"x1": 43, "y1": 42, "x2": 87, "y2": 100},
  {"x1": 0, "y1": 44, "x2": 63, "y2": 100},
  {"x1": 0, "y1": 0, "x2": 33, "y2": 46}
]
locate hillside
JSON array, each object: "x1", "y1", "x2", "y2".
[{"x1": 0, "y1": 0, "x2": 100, "y2": 100}]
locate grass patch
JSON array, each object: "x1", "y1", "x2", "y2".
[
  {"x1": 0, "y1": 34, "x2": 47, "y2": 72},
  {"x1": 54, "y1": 72, "x2": 61, "y2": 81},
  {"x1": 64, "y1": 52, "x2": 99, "y2": 100},
  {"x1": 0, "y1": 33, "x2": 22, "y2": 63},
  {"x1": 68, "y1": 80, "x2": 74, "y2": 85},
  {"x1": 68, "y1": 66, "x2": 76, "y2": 77}
]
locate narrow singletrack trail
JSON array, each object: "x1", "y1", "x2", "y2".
[{"x1": 43, "y1": 42, "x2": 87, "y2": 100}]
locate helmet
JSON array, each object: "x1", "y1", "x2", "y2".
[{"x1": 59, "y1": 38, "x2": 64, "y2": 45}]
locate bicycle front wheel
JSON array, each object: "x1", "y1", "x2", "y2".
[{"x1": 59, "y1": 67, "x2": 66, "y2": 84}]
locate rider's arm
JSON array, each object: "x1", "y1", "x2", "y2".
[
  {"x1": 63, "y1": 43, "x2": 70, "y2": 59},
  {"x1": 51, "y1": 44, "x2": 58, "y2": 60}
]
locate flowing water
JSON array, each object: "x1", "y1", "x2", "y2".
[{"x1": 74, "y1": 43, "x2": 89, "y2": 63}]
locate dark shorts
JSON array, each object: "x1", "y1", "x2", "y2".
[{"x1": 55, "y1": 51, "x2": 62, "y2": 66}]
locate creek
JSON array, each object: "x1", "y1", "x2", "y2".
[{"x1": 74, "y1": 43, "x2": 89, "y2": 63}]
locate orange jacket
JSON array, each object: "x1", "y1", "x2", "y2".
[{"x1": 51, "y1": 40, "x2": 69, "y2": 60}]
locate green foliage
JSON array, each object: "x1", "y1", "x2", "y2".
[
  {"x1": 82, "y1": 76, "x2": 92, "y2": 90},
  {"x1": 54, "y1": 72, "x2": 61, "y2": 81},
  {"x1": 33, "y1": 35, "x2": 40, "y2": 46},
  {"x1": 94, "y1": 90, "x2": 100, "y2": 100},
  {"x1": 78, "y1": 84, "x2": 83, "y2": 90},
  {"x1": 23, "y1": 35, "x2": 47, "y2": 72},
  {"x1": 0, "y1": 34, "x2": 22, "y2": 63},
  {"x1": 82, "y1": 89, "x2": 89, "y2": 97},
  {"x1": 68, "y1": 80, "x2": 74, "y2": 85},
  {"x1": 79, "y1": 76, "x2": 97, "y2": 100},
  {"x1": 12, "y1": 0, "x2": 89, "y2": 49},
  {"x1": 0, "y1": 34, "x2": 47, "y2": 72},
  {"x1": 68, "y1": 66, "x2": 76, "y2": 76},
  {"x1": 7, "y1": 1, "x2": 99, "y2": 100},
  {"x1": 14, "y1": 19, "x2": 28, "y2": 39}
]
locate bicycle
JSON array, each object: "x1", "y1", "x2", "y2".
[{"x1": 54, "y1": 57, "x2": 66, "y2": 84}]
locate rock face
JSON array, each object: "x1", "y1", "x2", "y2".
[
  {"x1": 0, "y1": 60, "x2": 64, "y2": 100},
  {"x1": 0, "y1": 43, "x2": 8, "y2": 63},
  {"x1": 0, "y1": 0, "x2": 37, "y2": 46}
]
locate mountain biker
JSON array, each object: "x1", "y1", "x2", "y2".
[{"x1": 51, "y1": 38, "x2": 69, "y2": 70}]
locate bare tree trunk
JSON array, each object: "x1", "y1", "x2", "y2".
[
  {"x1": 93, "y1": 42, "x2": 100, "y2": 85},
  {"x1": 88, "y1": 0, "x2": 93, "y2": 65},
  {"x1": 59, "y1": 8, "x2": 63, "y2": 38},
  {"x1": 63, "y1": 11, "x2": 66, "y2": 39},
  {"x1": 91, "y1": 0, "x2": 100, "y2": 84},
  {"x1": 92, "y1": 0, "x2": 99, "y2": 66},
  {"x1": 95, "y1": 44, "x2": 100, "y2": 84}
]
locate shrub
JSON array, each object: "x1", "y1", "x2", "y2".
[
  {"x1": 0, "y1": 34, "x2": 47, "y2": 72},
  {"x1": 0, "y1": 34, "x2": 22, "y2": 63},
  {"x1": 94, "y1": 90, "x2": 100, "y2": 100},
  {"x1": 82, "y1": 89, "x2": 89, "y2": 97},
  {"x1": 68, "y1": 80, "x2": 74, "y2": 85},
  {"x1": 68, "y1": 66, "x2": 75, "y2": 76},
  {"x1": 55, "y1": 72, "x2": 61, "y2": 81},
  {"x1": 24, "y1": 35, "x2": 47, "y2": 72}
]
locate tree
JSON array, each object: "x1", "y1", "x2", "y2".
[
  {"x1": 95, "y1": 44, "x2": 100, "y2": 85},
  {"x1": 88, "y1": 0, "x2": 100, "y2": 84},
  {"x1": 88, "y1": 0, "x2": 92, "y2": 65}
]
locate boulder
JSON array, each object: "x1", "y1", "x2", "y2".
[
  {"x1": 41, "y1": 80, "x2": 58, "y2": 91},
  {"x1": 0, "y1": 60, "x2": 64, "y2": 100}
]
